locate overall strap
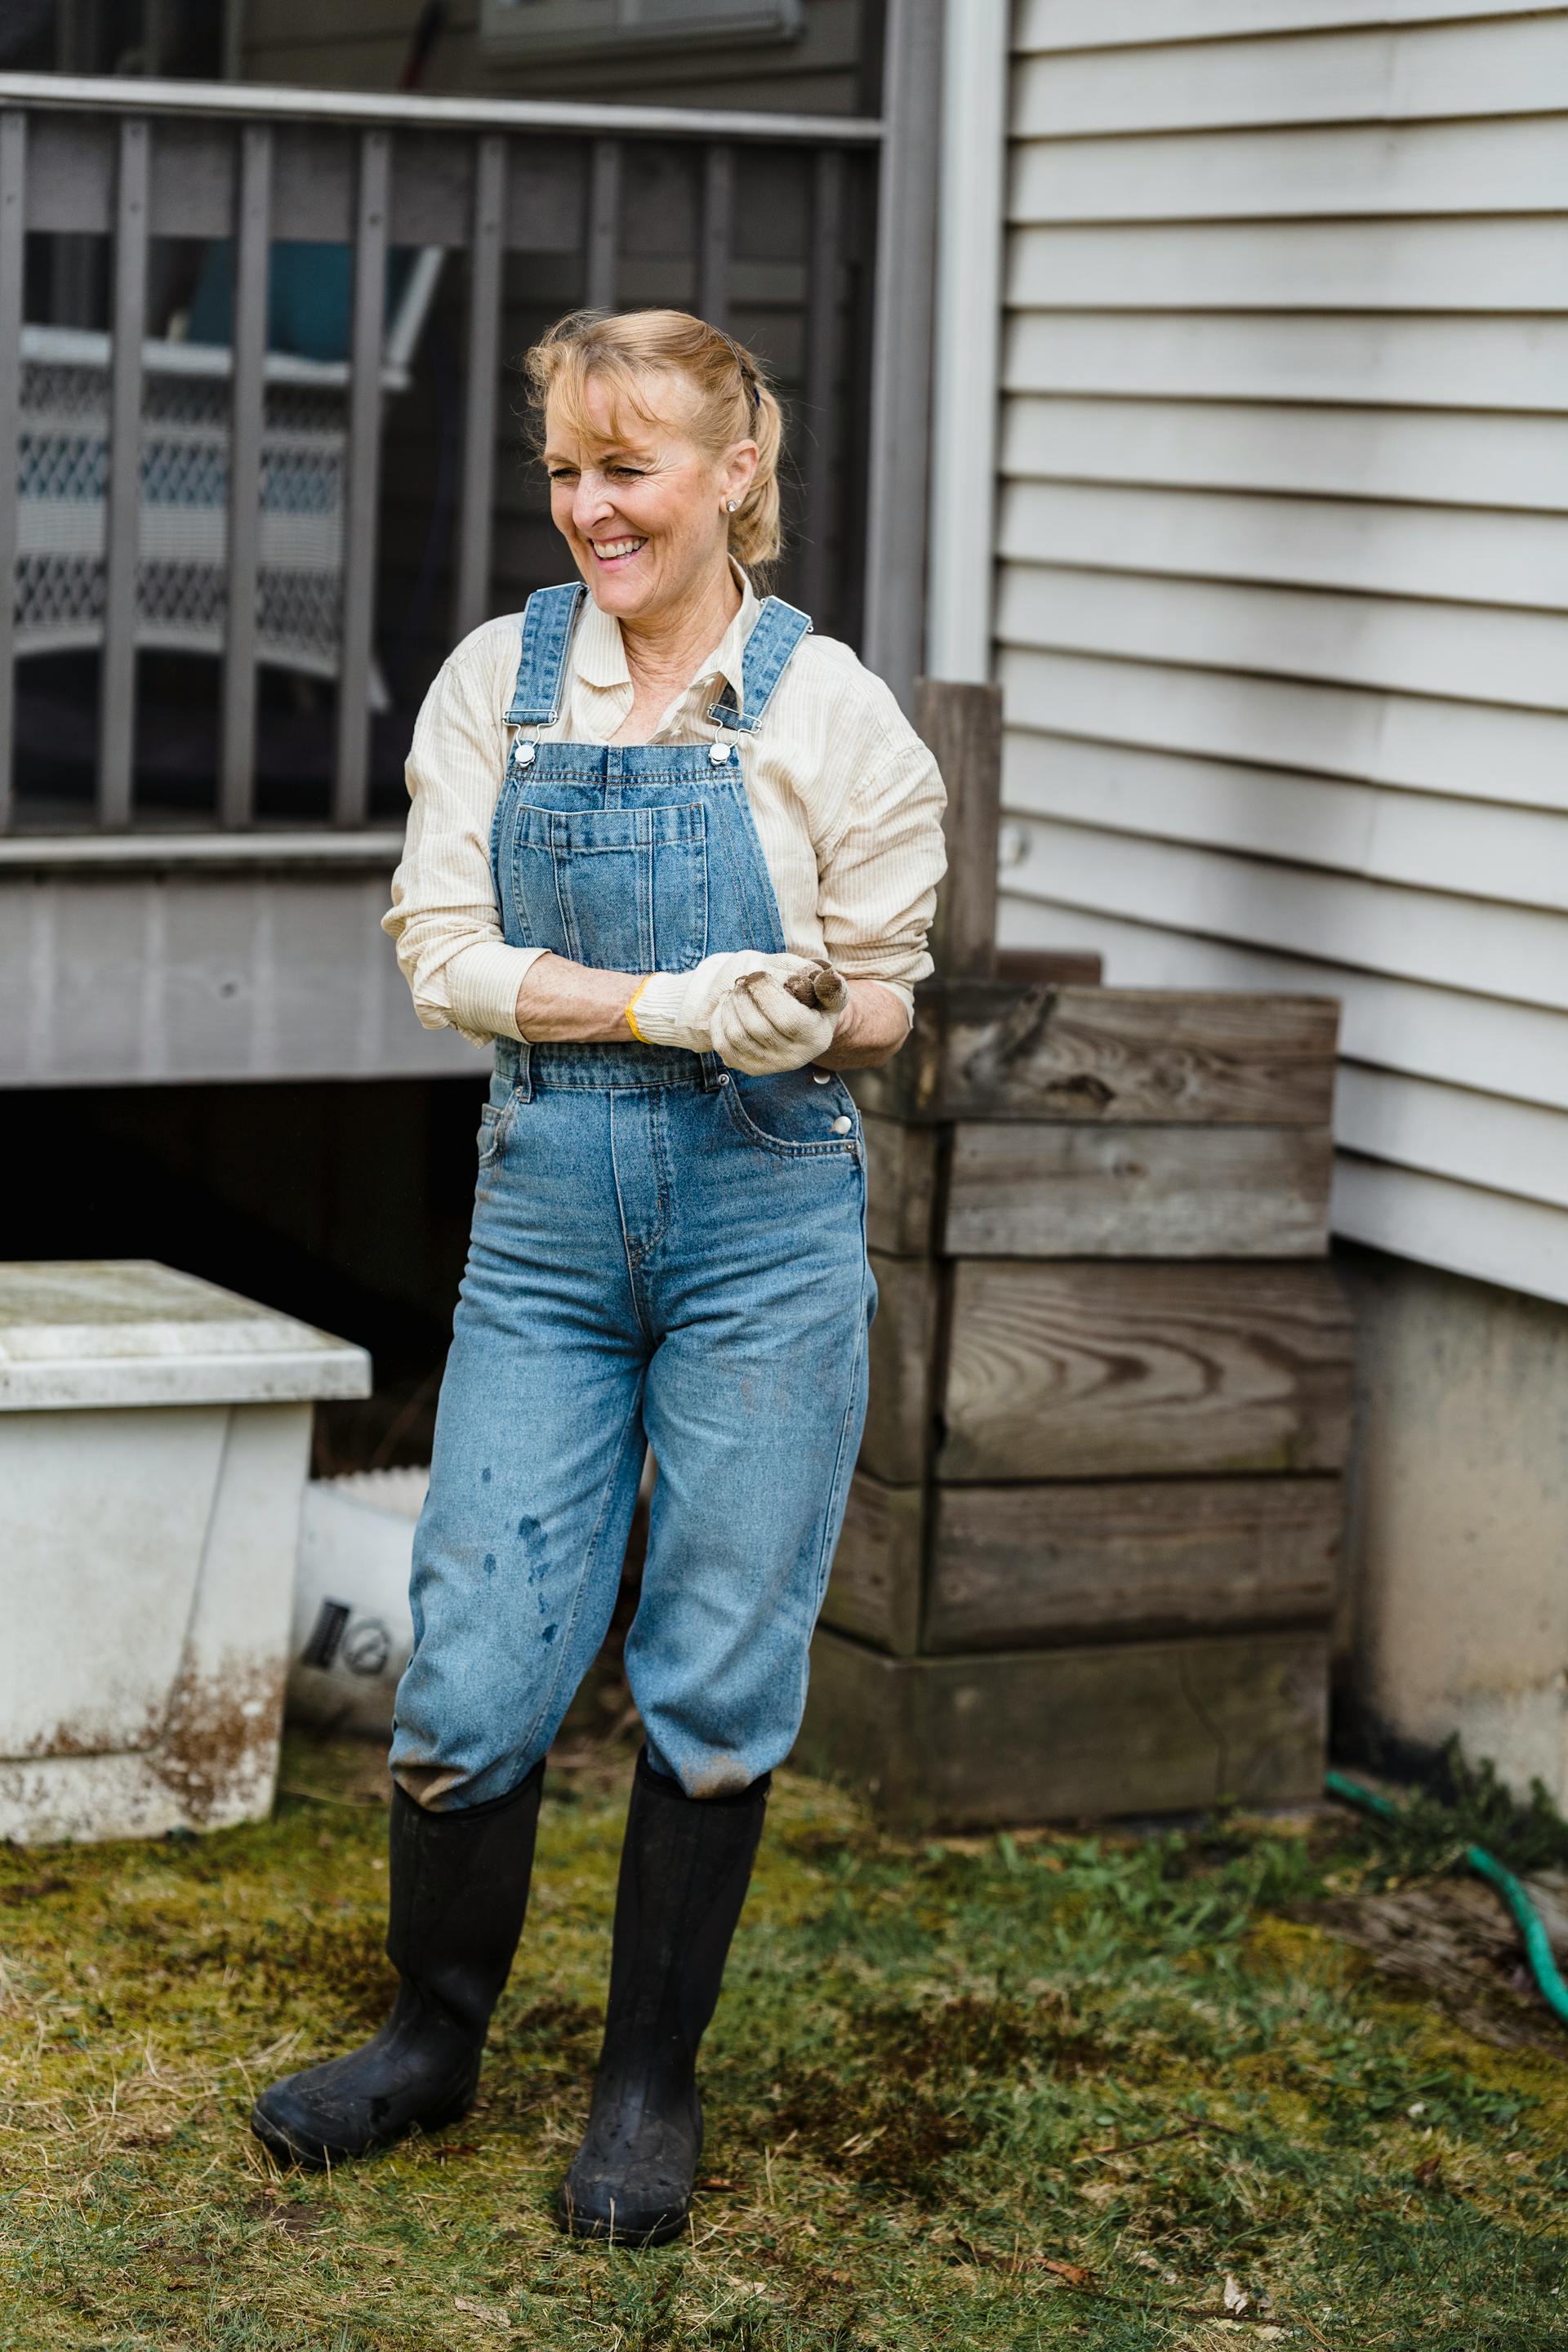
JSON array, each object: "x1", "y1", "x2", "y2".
[
  {"x1": 505, "y1": 582, "x2": 588, "y2": 728},
  {"x1": 706, "y1": 595, "x2": 812, "y2": 737}
]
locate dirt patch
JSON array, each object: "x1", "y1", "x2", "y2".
[
  {"x1": 1292, "y1": 1878, "x2": 1568, "y2": 2056},
  {"x1": 112, "y1": 1904, "x2": 395, "y2": 2032},
  {"x1": 763, "y1": 1990, "x2": 1091, "y2": 2199}
]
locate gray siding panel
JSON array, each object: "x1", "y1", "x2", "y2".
[{"x1": 1001, "y1": 6, "x2": 1568, "y2": 1301}]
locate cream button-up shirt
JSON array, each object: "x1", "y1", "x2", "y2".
[{"x1": 382, "y1": 573, "x2": 947, "y2": 1047}]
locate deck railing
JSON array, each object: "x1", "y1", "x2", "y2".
[{"x1": 0, "y1": 62, "x2": 935, "y2": 837}]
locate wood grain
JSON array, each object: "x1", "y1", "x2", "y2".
[
  {"x1": 926, "y1": 1477, "x2": 1343, "y2": 1652},
  {"x1": 941, "y1": 1259, "x2": 1354, "y2": 1481},
  {"x1": 820, "y1": 1472, "x2": 924, "y2": 1656},
  {"x1": 995, "y1": 947, "x2": 1104, "y2": 987},
  {"x1": 862, "y1": 1251, "x2": 942, "y2": 1486},
  {"x1": 918, "y1": 677, "x2": 1003, "y2": 979},
  {"x1": 853, "y1": 982, "x2": 1341, "y2": 1125},
  {"x1": 797, "y1": 1627, "x2": 1330, "y2": 1831},
  {"x1": 942, "y1": 1122, "x2": 1334, "y2": 1258},
  {"x1": 862, "y1": 1114, "x2": 940, "y2": 1258}
]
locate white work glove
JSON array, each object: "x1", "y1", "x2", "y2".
[
  {"x1": 626, "y1": 950, "x2": 795, "y2": 1054},
  {"x1": 627, "y1": 951, "x2": 848, "y2": 1072},
  {"x1": 710, "y1": 960, "x2": 849, "y2": 1076}
]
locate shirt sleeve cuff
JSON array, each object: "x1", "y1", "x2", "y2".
[{"x1": 447, "y1": 942, "x2": 549, "y2": 1043}]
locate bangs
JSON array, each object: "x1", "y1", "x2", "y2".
[{"x1": 537, "y1": 348, "x2": 697, "y2": 457}]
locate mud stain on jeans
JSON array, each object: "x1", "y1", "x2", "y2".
[{"x1": 687, "y1": 1752, "x2": 754, "y2": 1800}]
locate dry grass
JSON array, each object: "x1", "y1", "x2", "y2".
[{"x1": 2, "y1": 1735, "x2": 1566, "y2": 2350}]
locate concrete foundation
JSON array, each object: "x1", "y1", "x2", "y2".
[{"x1": 1339, "y1": 1244, "x2": 1568, "y2": 1806}]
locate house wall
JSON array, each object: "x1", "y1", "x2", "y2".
[
  {"x1": 238, "y1": 0, "x2": 879, "y2": 114},
  {"x1": 991, "y1": 1, "x2": 1568, "y2": 1312}
]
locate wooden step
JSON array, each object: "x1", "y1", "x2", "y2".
[{"x1": 798, "y1": 1625, "x2": 1330, "y2": 1832}]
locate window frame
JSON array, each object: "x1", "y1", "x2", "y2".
[{"x1": 479, "y1": 0, "x2": 806, "y2": 65}]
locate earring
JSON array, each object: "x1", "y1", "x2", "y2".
[{"x1": 727, "y1": 499, "x2": 737, "y2": 512}]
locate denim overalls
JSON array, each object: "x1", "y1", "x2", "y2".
[{"x1": 390, "y1": 585, "x2": 876, "y2": 1808}]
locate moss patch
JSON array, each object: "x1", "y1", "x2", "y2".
[{"x1": 2, "y1": 1739, "x2": 1566, "y2": 2350}]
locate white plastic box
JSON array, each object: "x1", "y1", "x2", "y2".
[{"x1": 0, "y1": 1261, "x2": 371, "y2": 1845}]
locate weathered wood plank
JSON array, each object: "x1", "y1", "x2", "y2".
[
  {"x1": 942, "y1": 1122, "x2": 1334, "y2": 1258},
  {"x1": 797, "y1": 1627, "x2": 1330, "y2": 1830},
  {"x1": 994, "y1": 947, "x2": 1103, "y2": 987},
  {"x1": 926, "y1": 1477, "x2": 1343, "y2": 1653},
  {"x1": 862, "y1": 1114, "x2": 940, "y2": 1258},
  {"x1": 820, "y1": 1472, "x2": 924, "y2": 1657},
  {"x1": 332, "y1": 128, "x2": 389, "y2": 827},
  {"x1": 919, "y1": 677, "x2": 1003, "y2": 979},
  {"x1": 941, "y1": 1259, "x2": 1354, "y2": 1481},
  {"x1": 853, "y1": 983, "x2": 1341, "y2": 1125},
  {"x1": 862, "y1": 1251, "x2": 941, "y2": 1486}
]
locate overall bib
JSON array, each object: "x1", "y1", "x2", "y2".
[{"x1": 390, "y1": 585, "x2": 876, "y2": 1811}]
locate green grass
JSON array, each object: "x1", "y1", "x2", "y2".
[{"x1": 2, "y1": 1739, "x2": 1566, "y2": 2351}]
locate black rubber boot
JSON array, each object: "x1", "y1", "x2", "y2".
[
  {"x1": 251, "y1": 1762, "x2": 543, "y2": 2169},
  {"x1": 558, "y1": 1748, "x2": 768, "y2": 2247}
]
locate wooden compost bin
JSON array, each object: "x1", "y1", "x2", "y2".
[{"x1": 795, "y1": 687, "x2": 1351, "y2": 1830}]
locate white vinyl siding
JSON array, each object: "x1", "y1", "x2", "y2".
[{"x1": 996, "y1": 5, "x2": 1568, "y2": 1305}]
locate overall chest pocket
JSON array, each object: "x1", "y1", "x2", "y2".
[{"x1": 501, "y1": 799, "x2": 709, "y2": 975}]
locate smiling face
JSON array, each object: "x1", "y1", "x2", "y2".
[{"x1": 543, "y1": 369, "x2": 757, "y2": 632}]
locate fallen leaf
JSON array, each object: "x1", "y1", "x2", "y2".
[
  {"x1": 1223, "y1": 2274, "x2": 1250, "y2": 2316},
  {"x1": 453, "y1": 2296, "x2": 511, "y2": 2331},
  {"x1": 696, "y1": 2175, "x2": 738, "y2": 2190},
  {"x1": 1040, "y1": 2259, "x2": 1094, "y2": 2289},
  {"x1": 1414, "y1": 2154, "x2": 1444, "y2": 2189}
]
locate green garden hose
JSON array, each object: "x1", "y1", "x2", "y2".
[{"x1": 1325, "y1": 1768, "x2": 1568, "y2": 2029}]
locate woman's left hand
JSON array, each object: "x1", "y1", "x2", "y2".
[{"x1": 710, "y1": 961, "x2": 848, "y2": 1075}]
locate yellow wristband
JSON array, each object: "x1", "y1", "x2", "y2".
[{"x1": 624, "y1": 977, "x2": 654, "y2": 1044}]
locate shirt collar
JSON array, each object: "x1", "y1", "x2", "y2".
[{"x1": 572, "y1": 564, "x2": 760, "y2": 717}]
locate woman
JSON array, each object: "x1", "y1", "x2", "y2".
[{"x1": 252, "y1": 309, "x2": 947, "y2": 2244}]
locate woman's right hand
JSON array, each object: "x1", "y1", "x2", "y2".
[{"x1": 627, "y1": 951, "x2": 822, "y2": 1056}]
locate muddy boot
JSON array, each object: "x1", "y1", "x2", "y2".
[
  {"x1": 251, "y1": 1763, "x2": 543, "y2": 2169},
  {"x1": 557, "y1": 1749, "x2": 768, "y2": 2247}
]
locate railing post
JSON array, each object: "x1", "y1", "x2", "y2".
[
  {"x1": 220, "y1": 122, "x2": 272, "y2": 828},
  {"x1": 0, "y1": 111, "x2": 26, "y2": 832},
  {"x1": 862, "y1": 0, "x2": 943, "y2": 715},
  {"x1": 699, "y1": 144, "x2": 733, "y2": 330},
  {"x1": 917, "y1": 675, "x2": 1002, "y2": 978},
  {"x1": 454, "y1": 133, "x2": 506, "y2": 647},
  {"x1": 586, "y1": 139, "x2": 621, "y2": 312},
  {"x1": 332, "y1": 127, "x2": 389, "y2": 827},
  {"x1": 797, "y1": 145, "x2": 845, "y2": 629},
  {"x1": 98, "y1": 115, "x2": 149, "y2": 827}
]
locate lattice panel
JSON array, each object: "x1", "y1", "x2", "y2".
[{"x1": 14, "y1": 359, "x2": 350, "y2": 672}]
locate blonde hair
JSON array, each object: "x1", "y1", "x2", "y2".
[{"x1": 525, "y1": 308, "x2": 784, "y2": 569}]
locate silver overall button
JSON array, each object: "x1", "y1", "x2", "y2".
[
  {"x1": 831, "y1": 1115, "x2": 853, "y2": 1136},
  {"x1": 812, "y1": 1071, "x2": 831, "y2": 1085}
]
